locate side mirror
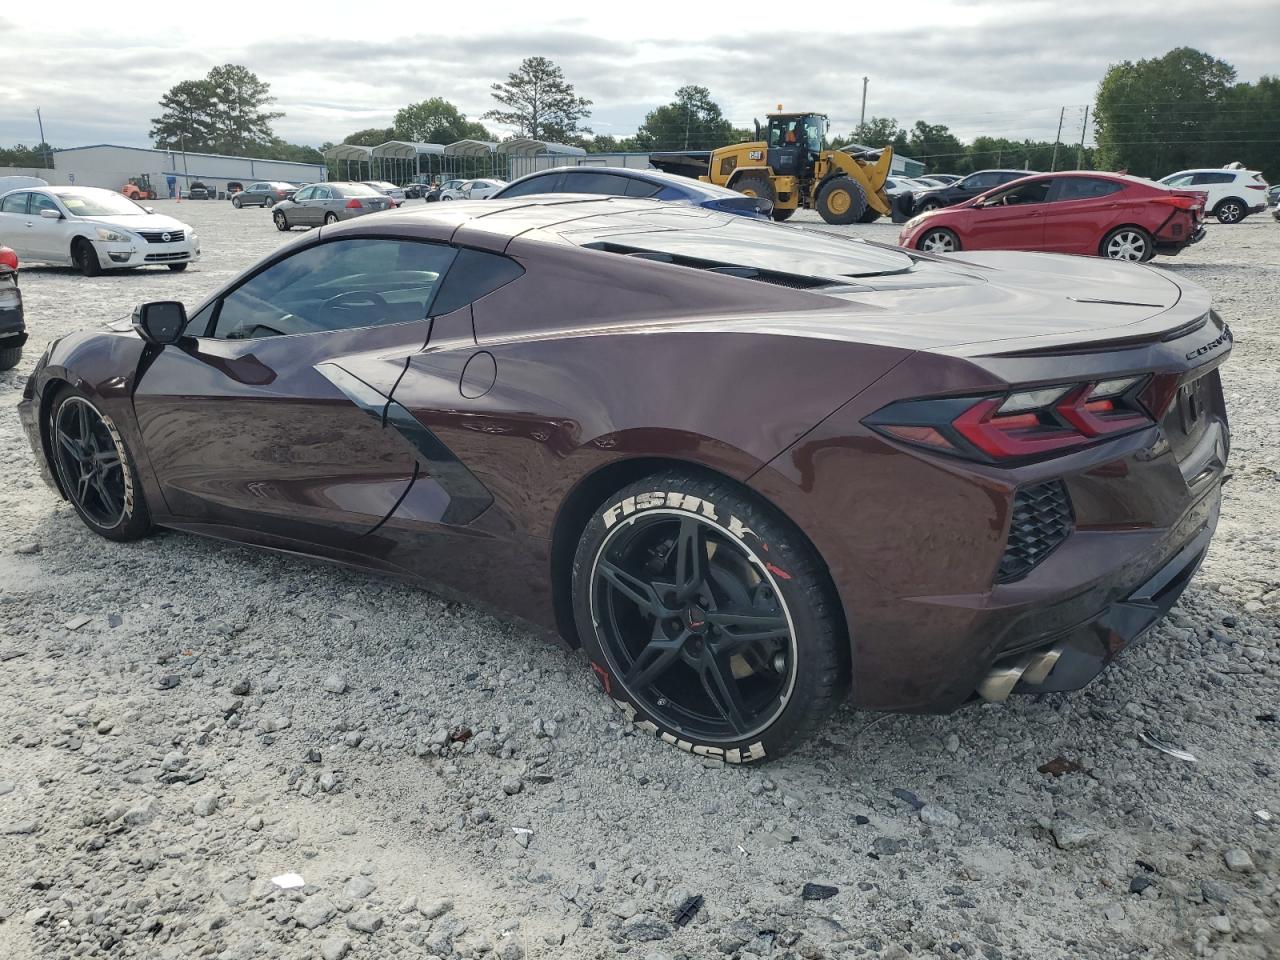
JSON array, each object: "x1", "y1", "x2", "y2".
[
  {"x1": 132, "y1": 300, "x2": 187, "y2": 345},
  {"x1": 40, "y1": 209, "x2": 62, "y2": 220}
]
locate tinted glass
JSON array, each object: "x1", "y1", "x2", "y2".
[
  {"x1": 624, "y1": 177, "x2": 663, "y2": 198},
  {"x1": 209, "y1": 239, "x2": 458, "y2": 340},
  {"x1": 1192, "y1": 172, "x2": 1234, "y2": 185},
  {"x1": 429, "y1": 247, "x2": 525, "y2": 316},
  {"x1": 335, "y1": 184, "x2": 381, "y2": 197},
  {"x1": 962, "y1": 173, "x2": 996, "y2": 189},
  {"x1": 561, "y1": 172, "x2": 634, "y2": 195},
  {"x1": 1056, "y1": 178, "x2": 1124, "y2": 201},
  {"x1": 996, "y1": 172, "x2": 1025, "y2": 184},
  {"x1": 0, "y1": 193, "x2": 29, "y2": 214},
  {"x1": 986, "y1": 180, "x2": 1051, "y2": 205},
  {"x1": 499, "y1": 174, "x2": 563, "y2": 197},
  {"x1": 30, "y1": 193, "x2": 60, "y2": 215},
  {"x1": 250, "y1": 183, "x2": 267, "y2": 192}
]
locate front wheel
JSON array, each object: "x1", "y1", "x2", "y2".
[
  {"x1": 231, "y1": 195, "x2": 242, "y2": 208},
  {"x1": 274, "y1": 211, "x2": 290, "y2": 231},
  {"x1": 816, "y1": 177, "x2": 868, "y2": 225},
  {"x1": 1101, "y1": 226, "x2": 1153, "y2": 262},
  {"x1": 323, "y1": 212, "x2": 339, "y2": 225},
  {"x1": 571, "y1": 469, "x2": 848, "y2": 763},
  {"x1": 47, "y1": 387, "x2": 152, "y2": 541},
  {"x1": 918, "y1": 227, "x2": 960, "y2": 254},
  {"x1": 72, "y1": 239, "x2": 102, "y2": 277},
  {"x1": 918, "y1": 199, "x2": 943, "y2": 213},
  {"x1": 771, "y1": 207, "x2": 795, "y2": 222}
]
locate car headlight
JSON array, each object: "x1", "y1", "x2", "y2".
[
  {"x1": 904, "y1": 216, "x2": 924, "y2": 230},
  {"x1": 96, "y1": 227, "x2": 132, "y2": 243}
]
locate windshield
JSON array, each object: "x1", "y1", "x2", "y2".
[{"x1": 58, "y1": 191, "x2": 147, "y2": 216}]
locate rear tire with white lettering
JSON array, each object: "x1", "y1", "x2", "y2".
[{"x1": 571, "y1": 469, "x2": 848, "y2": 763}]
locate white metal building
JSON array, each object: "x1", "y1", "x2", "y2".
[{"x1": 34, "y1": 144, "x2": 325, "y2": 196}]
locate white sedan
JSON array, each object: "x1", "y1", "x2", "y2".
[
  {"x1": 458, "y1": 178, "x2": 506, "y2": 200},
  {"x1": 0, "y1": 186, "x2": 199, "y2": 276}
]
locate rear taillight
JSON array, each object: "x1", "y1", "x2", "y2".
[
  {"x1": 1153, "y1": 195, "x2": 1198, "y2": 209},
  {"x1": 0, "y1": 248, "x2": 17, "y2": 271},
  {"x1": 346, "y1": 199, "x2": 363, "y2": 209},
  {"x1": 1246, "y1": 184, "x2": 1265, "y2": 190},
  {"x1": 865, "y1": 376, "x2": 1153, "y2": 462}
]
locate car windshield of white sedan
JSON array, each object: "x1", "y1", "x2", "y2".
[{"x1": 59, "y1": 193, "x2": 146, "y2": 216}]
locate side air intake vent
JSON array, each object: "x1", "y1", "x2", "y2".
[
  {"x1": 996, "y1": 480, "x2": 1073, "y2": 583},
  {"x1": 586, "y1": 241, "x2": 831, "y2": 289}
]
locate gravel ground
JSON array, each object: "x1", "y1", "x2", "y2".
[{"x1": 1, "y1": 199, "x2": 1277, "y2": 960}]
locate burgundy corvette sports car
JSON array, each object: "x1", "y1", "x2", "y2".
[{"x1": 19, "y1": 197, "x2": 1231, "y2": 763}]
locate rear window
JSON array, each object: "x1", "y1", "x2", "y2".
[{"x1": 1056, "y1": 178, "x2": 1124, "y2": 200}]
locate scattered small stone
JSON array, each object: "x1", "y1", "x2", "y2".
[
  {"x1": 343, "y1": 876, "x2": 376, "y2": 899},
  {"x1": 1102, "y1": 904, "x2": 1125, "y2": 922},
  {"x1": 320, "y1": 937, "x2": 351, "y2": 960},
  {"x1": 801, "y1": 882, "x2": 839, "y2": 901},
  {"x1": 1051, "y1": 820, "x2": 1098, "y2": 851},
  {"x1": 230, "y1": 678, "x2": 251, "y2": 696},
  {"x1": 14, "y1": 542, "x2": 41, "y2": 555},
  {"x1": 346, "y1": 909, "x2": 383, "y2": 934},
  {"x1": 1129, "y1": 876, "x2": 1156, "y2": 895},
  {"x1": 322, "y1": 674, "x2": 348, "y2": 694},
  {"x1": 1224, "y1": 848, "x2": 1255, "y2": 873},
  {"x1": 156, "y1": 674, "x2": 180, "y2": 690},
  {"x1": 919, "y1": 805, "x2": 961, "y2": 829},
  {"x1": 891, "y1": 788, "x2": 924, "y2": 810},
  {"x1": 1, "y1": 820, "x2": 37, "y2": 835},
  {"x1": 192, "y1": 793, "x2": 218, "y2": 817},
  {"x1": 418, "y1": 898, "x2": 453, "y2": 920},
  {"x1": 65, "y1": 615, "x2": 91, "y2": 631},
  {"x1": 0, "y1": 781, "x2": 14, "y2": 797},
  {"x1": 1208, "y1": 915, "x2": 1232, "y2": 934},
  {"x1": 871, "y1": 837, "x2": 905, "y2": 856},
  {"x1": 501, "y1": 775, "x2": 523, "y2": 796},
  {"x1": 621, "y1": 914, "x2": 672, "y2": 942},
  {"x1": 295, "y1": 895, "x2": 337, "y2": 930}
]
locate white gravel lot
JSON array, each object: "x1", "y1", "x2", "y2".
[{"x1": 0, "y1": 199, "x2": 1277, "y2": 960}]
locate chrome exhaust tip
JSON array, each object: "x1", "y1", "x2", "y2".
[{"x1": 977, "y1": 645, "x2": 1063, "y2": 703}]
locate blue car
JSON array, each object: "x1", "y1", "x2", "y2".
[{"x1": 490, "y1": 166, "x2": 773, "y2": 219}]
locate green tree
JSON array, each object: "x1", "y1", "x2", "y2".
[
  {"x1": 831, "y1": 116, "x2": 907, "y2": 152},
  {"x1": 0, "y1": 142, "x2": 56, "y2": 168},
  {"x1": 151, "y1": 65, "x2": 282, "y2": 154},
  {"x1": 1094, "y1": 47, "x2": 1237, "y2": 176},
  {"x1": 394, "y1": 98, "x2": 490, "y2": 143},
  {"x1": 905, "y1": 121, "x2": 965, "y2": 168},
  {"x1": 634, "y1": 85, "x2": 733, "y2": 151},
  {"x1": 341, "y1": 127, "x2": 395, "y2": 147},
  {"x1": 150, "y1": 79, "x2": 216, "y2": 151},
  {"x1": 484, "y1": 56, "x2": 592, "y2": 142}
]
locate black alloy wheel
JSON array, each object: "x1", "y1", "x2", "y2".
[
  {"x1": 573, "y1": 471, "x2": 849, "y2": 762},
  {"x1": 53, "y1": 396, "x2": 127, "y2": 528},
  {"x1": 48, "y1": 390, "x2": 151, "y2": 541},
  {"x1": 590, "y1": 510, "x2": 797, "y2": 743}
]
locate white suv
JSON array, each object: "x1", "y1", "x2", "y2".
[{"x1": 1159, "y1": 167, "x2": 1270, "y2": 224}]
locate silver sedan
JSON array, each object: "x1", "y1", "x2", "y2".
[{"x1": 272, "y1": 182, "x2": 394, "y2": 230}]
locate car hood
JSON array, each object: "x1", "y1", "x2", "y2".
[
  {"x1": 813, "y1": 250, "x2": 1209, "y2": 354},
  {"x1": 77, "y1": 213, "x2": 192, "y2": 233}
]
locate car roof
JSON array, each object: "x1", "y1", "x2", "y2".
[{"x1": 505, "y1": 165, "x2": 749, "y2": 199}]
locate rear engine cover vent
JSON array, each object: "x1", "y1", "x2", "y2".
[{"x1": 996, "y1": 481, "x2": 1073, "y2": 583}]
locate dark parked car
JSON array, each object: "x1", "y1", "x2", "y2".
[
  {"x1": 899, "y1": 172, "x2": 1207, "y2": 261},
  {"x1": 270, "y1": 182, "x2": 394, "y2": 229},
  {"x1": 18, "y1": 196, "x2": 1231, "y2": 762},
  {"x1": 493, "y1": 166, "x2": 772, "y2": 219},
  {"x1": 231, "y1": 181, "x2": 296, "y2": 208},
  {"x1": 909, "y1": 169, "x2": 1038, "y2": 213},
  {"x1": 0, "y1": 245, "x2": 24, "y2": 370},
  {"x1": 187, "y1": 181, "x2": 212, "y2": 200}
]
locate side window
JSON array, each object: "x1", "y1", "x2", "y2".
[
  {"x1": 1164, "y1": 174, "x2": 1193, "y2": 188},
  {"x1": 30, "y1": 193, "x2": 60, "y2": 215},
  {"x1": 624, "y1": 177, "x2": 663, "y2": 198},
  {"x1": 315, "y1": 186, "x2": 333, "y2": 200},
  {"x1": 560, "y1": 172, "x2": 631, "y2": 195},
  {"x1": 963, "y1": 173, "x2": 995, "y2": 190},
  {"x1": 986, "y1": 180, "x2": 1051, "y2": 205},
  {"x1": 499, "y1": 174, "x2": 562, "y2": 198},
  {"x1": 998, "y1": 172, "x2": 1026, "y2": 184},
  {"x1": 429, "y1": 247, "x2": 525, "y2": 317},
  {"x1": 1055, "y1": 178, "x2": 1124, "y2": 201},
  {"x1": 0, "y1": 192, "x2": 29, "y2": 214},
  {"x1": 294, "y1": 186, "x2": 314, "y2": 201},
  {"x1": 209, "y1": 239, "x2": 459, "y2": 340}
]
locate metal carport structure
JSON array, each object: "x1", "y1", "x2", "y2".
[
  {"x1": 443, "y1": 140, "x2": 500, "y2": 180},
  {"x1": 323, "y1": 143, "x2": 373, "y2": 181},
  {"x1": 497, "y1": 138, "x2": 587, "y2": 180},
  {"x1": 371, "y1": 141, "x2": 447, "y2": 184}
]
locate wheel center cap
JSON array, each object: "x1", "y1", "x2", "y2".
[{"x1": 684, "y1": 607, "x2": 706, "y2": 632}]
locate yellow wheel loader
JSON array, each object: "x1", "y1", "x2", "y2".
[{"x1": 650, "y1": 111, "x2": 893, "y2": 224}]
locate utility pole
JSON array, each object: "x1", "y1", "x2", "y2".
[
  {"x1": 1050, "y1": 106, "x2": 1065, "y2": 171},
  {"x1": 859, "y1": 77, "x2": 869, "y2": 132},
  {"x1": 1076, "y1": 106, "x2": 1090, "y2": 169},
  {"x1": 684, "y1": 103, "x2": 691, "y2": 150},
  {"x1": 36, "y1": 108, "x2": 52, "y2": 169}
]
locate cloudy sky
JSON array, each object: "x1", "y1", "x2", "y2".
[{"x1": 1, "y1": 0, "x2": 1273, "y2": 151}]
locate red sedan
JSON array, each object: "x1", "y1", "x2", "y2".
[{"x1": 898, "y1": 172, "x2": 1205, "y2": 262}]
